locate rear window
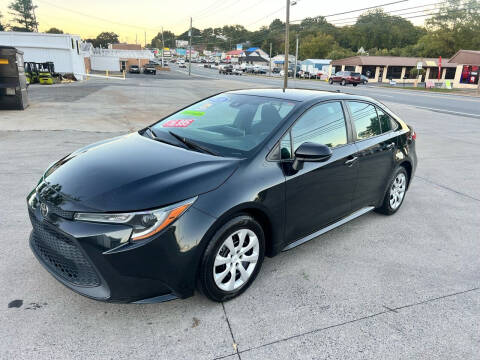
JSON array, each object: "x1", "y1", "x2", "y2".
[
  {"x1": 348, "y1": 101, "x2": 382, "y2": 140},
  {"x1": 352, "y1": 72, "x2": 360, "y2": 76}
]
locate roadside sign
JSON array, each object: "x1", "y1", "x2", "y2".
[
  {"x1": 416, "y1": 62, "x2": 422, "y2": 70},
  {"x1": 438, "y1": 56, "x2": 442, "y2": 81}
]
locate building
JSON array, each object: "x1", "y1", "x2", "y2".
[
  {"x1": 448, "y1": 50, "x2": 480, "y2": 89},
  {"x1": 110, "y1": 43, "x2": 142, "y2": 50},
  {"x1": 272, "y1": 54, "x2": 296, "y2": 68},
  {"x1": 241, "y1": 47, "x2": 269, "y2": 66},
  {"x1": 88, "y1": 48, "x2": 154, "y2": 72},
  {"x1": 225, "y1": 50, "x2": 244, "y2": 62},
  {"x1": 301, "y1": 59, "x2": 331, "y2": 74},
  {"x1": 331, "y1": 56, "x2": 457, "y2": 84},
  {"x1": 0, "y1": 31, "x2": 86, "y2": 79}
]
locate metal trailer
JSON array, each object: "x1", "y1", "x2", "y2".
[{"x1": 0, "y1": 46, "x2": 29, "y2": 110}]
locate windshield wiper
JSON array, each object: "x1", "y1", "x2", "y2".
[
  {"x1": 168, "y1": 131, "x2": 219, "y2": 156},
  {"x1": 144, "y1": 127, "x2": 188, "y2": 149}
]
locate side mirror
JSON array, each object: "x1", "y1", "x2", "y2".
[{"x1": 292, "y1": 142, "x2": 332, "y2": 170}]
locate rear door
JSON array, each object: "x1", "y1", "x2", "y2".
[
  {"x1": 346, "y1": 101, "x2": 398, "y2": 210},
  {"x1": 282, "y1": 101, "x2": 359, "y2": 244}
]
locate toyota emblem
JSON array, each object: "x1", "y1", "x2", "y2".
[{"x1": 40, "y1": 203, "x2": 49, "y2": 217}]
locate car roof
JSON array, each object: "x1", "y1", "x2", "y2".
[{"x1": 227, "y1": 88, "x2": 376, "y2": 103}]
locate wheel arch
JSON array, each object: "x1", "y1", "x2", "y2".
[
  {"x1": 200, "y1": 202, "x2": 278, "y2": 258},
  {"x1": 398, "y1": 160, "x2": 412, "y2": 189}
]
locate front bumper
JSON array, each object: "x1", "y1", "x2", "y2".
[{"x1": 27, "y1": 195, "x2": 216, "y2": 303}]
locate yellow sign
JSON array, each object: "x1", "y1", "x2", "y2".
[{"x1": 0, "y1": 58, "x2": 9, "y2": 65}]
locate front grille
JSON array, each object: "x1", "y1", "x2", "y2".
[
  {"x1": 30, "y1": 215, "x2": 100, "y2": 287},
  {"x1": 46, "y1": 203, "x2": 74, "y2": 220}
]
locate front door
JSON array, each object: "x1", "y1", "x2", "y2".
[
  {"x1": 283, "y1": 101, "x2": 359, "y2": 245},
  {"x1": 120, "y1": 61, "x2": 127, "y2": 72}
]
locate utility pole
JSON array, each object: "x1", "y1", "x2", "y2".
[
  {"x1": 283, "y1": 0, "x2": 290, "y2": 92},
  {"x1": 161, "y1": 27, "x2": 165, "y2": 67},
  {"x1": 294, "y1": 34, "x2": 299, "y2": 81},
  {"x1": 188, "y1": 17, "x2": 192, "y2": 76},
  {"x1": 135, "y1": 34, "x2": 138, "y2": 45},
  {"x1": 269, "y1": 42, "x2": 272, "y2": 76},
  {"x1": 144, "y1": 31, "x2": 147, "y2": 48}
]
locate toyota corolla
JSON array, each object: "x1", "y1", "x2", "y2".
[{"x1": 27, "y1": 89, "x2": 417, "y2": 303}]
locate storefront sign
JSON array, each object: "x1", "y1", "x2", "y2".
[{"x1": 416, "y1": 62, "x2": 422, "y2": 70}]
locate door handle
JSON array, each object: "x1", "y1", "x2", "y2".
[
  {"x1": 344, "y1": 156, "x2": 358, "y2": 166},
  {"x1": 385, "y1": 142, "x2": 395, "y2": 150}
]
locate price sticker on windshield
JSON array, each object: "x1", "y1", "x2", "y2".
[{"x1": 162, "y1": 119, "x2": 194, "y2": 128}]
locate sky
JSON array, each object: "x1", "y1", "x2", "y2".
[{"x1": 0, "y1": 0, "x2": 441, "y2": 44}]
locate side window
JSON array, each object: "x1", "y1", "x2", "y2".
[
  {"x1": 280, "y1": 132, "x2": 291, "y2": 159},
  {"x1": 376, "y1": 107, "x2": 393, "y2": 133},
  {"x1": 348, "y1": 101, "x2": 382, "y2": 140},
  {"x1": 378, "y1": 107, "x2": 399, "y2": 131},
  {"x1": 291, "y1": 102, "x2": 348, "y2": 152}
]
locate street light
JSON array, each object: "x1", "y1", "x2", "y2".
[{"x1": 283, "y1": 0, "x2": 297, "y2": 92}]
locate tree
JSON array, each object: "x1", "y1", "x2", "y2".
[
  {"x1": 8, "y1": 0, "x2": 38, "y2": 32},
  {"x1": 46, "y1": 27, "x2": 63, "y2": 34},
  {"x1": 150, "y1": 30, "x2": 176, "y2": 49},
  {"x1": 423, "y1": 0, "x2": 480, "y2": 55},
  {"x1": 0, "y1": 11, "x2": 5, "y2": 31},
  {"x1": 91, "y1": 32, "x2": 119, "y2": 48},
  {"x1": 347, "y1": 9, "x2": 424, "y2": 51},
  {"x1": 299, "y1": 33, "x2": 336, "y2": 59}
]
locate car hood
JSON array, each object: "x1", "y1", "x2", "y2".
[{"x1": 42, "y1": 132, "x2": 239, "y2": 212}]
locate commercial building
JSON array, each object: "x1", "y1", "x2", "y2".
[
  {"x1": 87, "y1": 47, "x2": 154, "y2": 72},
  {"x1": 272, "y1": 54, "x2": 296, "y2": 68},
  {"x1": 0, "y1": 31, "x2": 86, "y2": 79},
  {"x1": 448, "y1": 50, "x2": 480, "y2": 89},
  {"x1": 301, "y1": 59, "x2": 331, "y2": 74},
  {"x1": 331, "y1": 55, "x2": 457, "y2": 84},
  {"x1": 241, "y1": 47, "x2": 270, "y2": 66}
]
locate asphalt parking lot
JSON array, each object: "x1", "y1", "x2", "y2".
[{"x1": 1, "y1": 71, "x2": 479, "y2": 359}]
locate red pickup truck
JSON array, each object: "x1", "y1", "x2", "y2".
[{"x1": 329, "y1": 71, "x2": 361, "y2": 86}]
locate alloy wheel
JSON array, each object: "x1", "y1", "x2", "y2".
[
  {"x1": 213, "y1": 229, "x2": 259, "y2": 292},
  {"x1": 389, "y1": 173, "x2": 406, "y2": 210}
]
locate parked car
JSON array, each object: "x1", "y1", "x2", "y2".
[
  {"x1": 26, "y1": 89, "x2": 416, "y2": 303},
  {"x1": 232, "y1": 68, "x2": 243, "y2": 75},
  {"x1": 360, "y1": 75, "x2": 369, "y2": 84},
  {"x1": 329, "y1": 71, "x2": 361, "y2": 86},
  {"x1": 129, "y1": 65, "x2": 140, "y2": 74},
  {"x1": 219, "y1": 64, "x2": 233, "y2": 74},
  {"x1": 143, "y1": 63, "x2": 157, "y2": 75},
  {"x1": 178, "y1": 60, "x2": 186, "y2": 68}
]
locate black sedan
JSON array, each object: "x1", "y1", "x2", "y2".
[{"x1": 27, "y1": 89, "x2": 417, "y2": 303}]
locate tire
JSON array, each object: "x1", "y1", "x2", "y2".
[
  {"x1": 198, "y1": 215, "x2": 265, "y2": 302},
  {"x1": 329, "y1": 78, "x2": 333, "y2": 84},
  {"x1": 363, "y1": 80, "x2": 367, "y2": 85},
  {"x1": 376, "y1": 167, "x2": 409, "y2": 215},
  {"x1": 353, "y1": 83, "x2": 358, "y2": 87},
  {"x1": 341, "y1": 79, "x2": 346, "y2": 86}
]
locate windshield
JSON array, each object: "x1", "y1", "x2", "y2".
[{"x1": 149, "y1": 93, "x2": 297, "y2": 157}]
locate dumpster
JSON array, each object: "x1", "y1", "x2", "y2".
[{"x1": 0, "y1": 46, "x2": 29, "y2": 110}]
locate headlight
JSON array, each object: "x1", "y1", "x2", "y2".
[{"x1": 74, "y1": 197, "x2": 196, "y2": 241}]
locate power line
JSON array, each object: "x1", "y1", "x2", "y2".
[
  {"x1": 331, "y1": 3, "x2": 480, "y2": 25},
  {"x1": 291, "y1": 0, "x2": 409, "y2": 23},
  {"x1": 247, "y1": 5, "x2": 286, "y2": 27},
  {"x1": 329, "y1": 1, "x2": 447, "y2": 23}
]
